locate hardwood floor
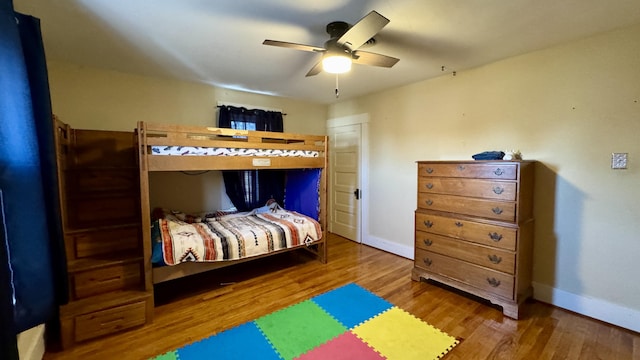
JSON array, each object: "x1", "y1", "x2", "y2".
[{"x1": 44, "y1": 233, "x2": 639, "y2": 359}]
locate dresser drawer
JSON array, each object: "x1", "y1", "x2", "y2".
[
  {"x1": 418, "y1": 163, "x2": 517, "y2": 180},
  {"x1": 415, "y1": 231, "x2": 515, "y2": 274},
  {"x1": 415, "y1": 249, "x2": 514, "y2": 299},
  {"x1": 67, "y1": 226, "x2": 140, "y2": 260},
  {"x1": 70, "y1": 129, "x2": 136, "y2": 168},
  {"x1": 418, "y1": 193, "x2": 516, "y2": 221},
  {"x1": 68, "y1": 196, "x2": 139, "y2": 228},
  {"x1": 74, "y1": 301, "x2": 146, "y2": 342},
  {"x1": 72, "y1": 263, "x2": 142, "y2": 299},
  {"x1": 67, "y1": 169, "x2": 138, "y2": 194},
  {"x1": 415, "y1": 212, "x2": 516, "y2": 251},
  {"x1": 418, "y1": 178, "x2": 517, "y2": 201}
]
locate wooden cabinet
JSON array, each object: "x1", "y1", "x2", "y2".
[
  {"x1": 411, "y1": 161, "x2": 535, "y2": 319},
  {"x1": 54, "y1": 119, "x2": 152, "y2": 348}
]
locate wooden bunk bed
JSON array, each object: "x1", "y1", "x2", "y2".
[{"x1": 136, "y1": 122, "x2": 328, "y2": 290}]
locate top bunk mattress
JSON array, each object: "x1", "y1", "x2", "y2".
[
  {"x1": 137, "y1": 122, "x2": 327, "y2": 171},
  {"x1": 151, "y1": 146, "x2": 319, "y2": 157}
]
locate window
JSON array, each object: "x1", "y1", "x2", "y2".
[{"x1": 218, "y1": 105, "x2": 285, "y2": 211}]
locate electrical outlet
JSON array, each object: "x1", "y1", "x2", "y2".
[{"x1": 611, "y1": 153, "x2": 628, "y2": 169}]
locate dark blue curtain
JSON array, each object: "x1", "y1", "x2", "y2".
[
  {"x1": 218, "y1": 106, "x2": 285, "y2": 211},
  {"x1": 1, "y1": 1, "x2": 66, "y2": 356},
  {"x1": 0, "y1": 190, "x2": 17, "y2": 360}
]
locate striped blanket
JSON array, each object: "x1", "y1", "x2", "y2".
[{"x1": 154, "y1": 204, "x2": 322, "y2": 266}]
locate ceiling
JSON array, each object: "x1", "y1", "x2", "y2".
[{"x1": 13, "y1": 0, "x2": 640, "y2": 104}]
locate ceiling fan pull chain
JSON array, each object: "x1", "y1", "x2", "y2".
[{"x1": 335, "y1": 74, "x2": 340, "y2": 98}]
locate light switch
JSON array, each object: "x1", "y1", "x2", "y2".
[{"x1": 611, "y1": 153, "x2": 628, "y2": 169}]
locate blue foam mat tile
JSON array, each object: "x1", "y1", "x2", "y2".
[
  {"x1": 176, "y1": 321, "x2": 281, "y2": 360},
  {"x1": 311, "y1": 283, "x2": 393, "y2": 329}
]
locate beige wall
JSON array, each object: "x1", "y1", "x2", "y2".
[
  {"x1": 330, "y1": 24, "x2": 640, "y2": 328},
  {"x1": 47, "y1": 60, "x2": 328, "y2": 135},
  {"x1": 47, "y1": 62, "x2": 328, "y2": 212}
]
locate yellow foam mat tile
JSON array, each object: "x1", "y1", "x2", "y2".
[{"x1": 352, "y1": 307, "x2": 459, "y2": 360}]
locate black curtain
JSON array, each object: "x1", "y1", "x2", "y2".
[
  {"x1": 218, "y1": 105, "x2": 284, "y2": 132},
  {"x1": 218, "y1": 106, "x2": 285, "y2": 211},
  {"x1": 0, "y1": 1, "x2": 66, "y2": 357}
]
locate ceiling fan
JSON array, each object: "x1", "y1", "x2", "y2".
[{"x1": 263, "y1": 10, "x2": 399, "y2": 77}]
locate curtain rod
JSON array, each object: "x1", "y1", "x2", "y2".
[{"x1": 216, "y1": 103, "x2": 286, "y2": 116}]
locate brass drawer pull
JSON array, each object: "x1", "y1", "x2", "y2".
[
  {"x1": 457, "y1": 165, "x2": 466, "y2": 171},
  {"x1": 423, "y1": 220, "x2": 433, "y2": 228},
  {"x1": 494, "y1": 168, "x2": 504, "y2": 176},
  {"x1": 488, "y1": 254, "x2": 502, "y2": 264},
  {"x1": 423, "y1": 239, "x2": 433, "y2": 246},
  {"x1": 455, "y1": 221, "x2": 463, "y2": 227},
  {"x1": 425, "y1": 199, "x2": 433, "y2": 206},
  {"x1": 493, "y1": 186, "x2": 504, "y2": 194},
  {"x1": 492, "y1": 207, "x2": 503, "y2": 214},
  {"x1": 426, "y1": 183, "x2": 434, "y2": 189},
  {"x1": 423, "y1": 258, "x2": 432, "y2": 266},
  {"x1": 487, "y1": 277, "x2": 501, "y2": 287},
  {"x1": 426, "y1": 168, "x2": 434, "y2": 174},
  {"x1": 488, "y1": 232, "x2": 503, "y2": 241}
]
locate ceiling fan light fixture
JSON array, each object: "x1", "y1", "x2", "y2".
[
  {"x1": 263, "y1": 10, "x2": 398, "y2": 79},
  {"x1": 322, "y1": 53, "x2": 352, "y2": 74}
]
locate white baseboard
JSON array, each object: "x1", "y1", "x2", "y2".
[
  {"x1": 17, "y1": 324, "x2": 45, "y2": 360},
  {"x1": 533, "y1": 282, "x2": 640, "y2": 333},
  {"x1": 362, "y1": 234, "x2": 414, "y2": 259}
]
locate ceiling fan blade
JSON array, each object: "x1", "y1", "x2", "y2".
[
  {"x1": 305, "y1": 61, "x2": 323, "y2": 77},
  {"x1": 337, "y1": 10, "x2": 389, "y2": 51},
  {"x1": 263, "y1": 40, "x2": 325, "y2": 53},
  {"x1": 352, "y1": 51, "x2": 399, "y2": 68}
]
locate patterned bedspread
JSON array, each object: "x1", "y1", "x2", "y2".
[
  {"x1": 153, "y1": 204, "x2": 322, "y2": 266},
  {"x1": 151, "y1": 146, "x2": 319, "y2": 157}
]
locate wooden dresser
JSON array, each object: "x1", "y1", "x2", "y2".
[
  {"x1": 54, "y1": 119, "x2": 153, "y2": 348},
  {"x1": 412, "y1": 160, "x2": 535, "y2": 318}
]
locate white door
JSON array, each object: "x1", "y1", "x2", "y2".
[{"x1": 328, "y1": 124, "x2": 361, "y2": 242}]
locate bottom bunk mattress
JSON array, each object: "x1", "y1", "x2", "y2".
[{"x1": 151, "y1": 202, "x2": 322, "y2": 266}]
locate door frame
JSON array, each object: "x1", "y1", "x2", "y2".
[{"x1": 327, "y1": 113, "x2": 369, "y2": 244}]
